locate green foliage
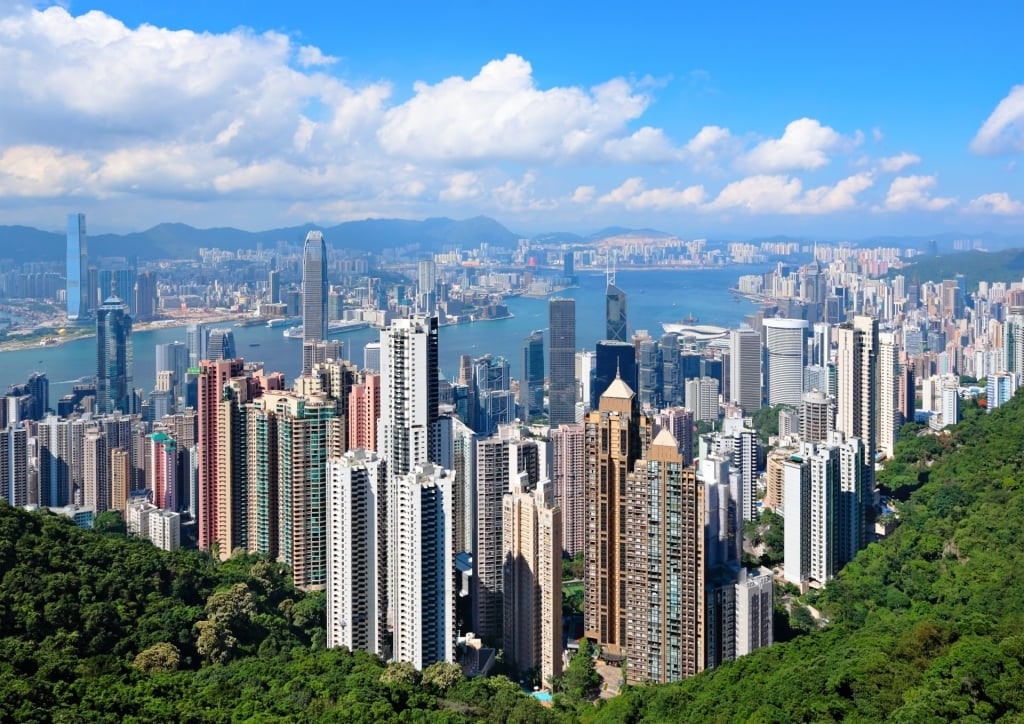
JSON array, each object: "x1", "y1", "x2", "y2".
[
  {"x1": 749, "y1": 403, "x2": 794, "y2": 444},
  {"x1": 560, "y1": 639, "x2": 601, "y2": 704}
]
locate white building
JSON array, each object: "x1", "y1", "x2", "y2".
[
  {"x1": 388, "y1": 463, "x2": 456, "y2": 670},
  {"x1": 149, "y1": 509, "x2": 181, "y2": 551},
  {"x1": 764, "y1": 318, "x2": 808, "y2": 407},
  {"x1": 327, "y1": 449, "x2": 387, "y2": 654},
  {"x1": 735, "y1": 569, "x2": 774, "y2": 657}
]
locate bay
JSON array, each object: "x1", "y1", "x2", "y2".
[{"x1": 0, "y1": 265, "x2": 770, "y2": 397}]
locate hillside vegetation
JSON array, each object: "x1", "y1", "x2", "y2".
[{"x1": 4, "y1": 394, "x2": 1024, "y2": 721}]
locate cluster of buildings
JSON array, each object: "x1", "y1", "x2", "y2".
[{"x1": 8, "y1": 216, "x2": 1024, "y2": 693}]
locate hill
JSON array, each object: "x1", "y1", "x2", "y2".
[
  {"x1": 589, "y1": 396, "x2": 1024, "y2": 722},
  {"x1": 890, "y1": 248, "x2": 1024, "y2": 291},
  {"x1": 0, "y1": 216, "x2": 523, "y2": 262}
]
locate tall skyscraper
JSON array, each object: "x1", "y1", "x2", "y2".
[
  {"x1": 522, "y1": 330, "x2": 545, "y2": 421},
  {"x1": 763, "y1": 318, "x2": 808, "y2": 407},
  {"x1": 348, "y1": 373, "x2": 381, "y2": 452},
  {"x1": 637, "y1": 337, "x2": 663, "y2": 410},
  {"x1": 551, "y1": 423, "x2": 585, "y2": 555},
  {"x1": 592, "y1": 340, "x2": 637, "y2": 409},
  {"x1": 583, "y1": 374, "x2": 653, "y2": 656},
  {"x1": 186, "y1": 323, "x2": 208, "y2": 368},
  {"x1": 729, "y1": 328, "x2": 761, "y2": 413},
  {"x1": 66, "y1": 213, "x2": 88, "y2": 321},
  {"x1": 134, "y1": 270, "x2": 158, "y2": 322},
  {"x1": 548, "y1": 298, "x2": 576, "y2": 426},
  {"x1": 417, "y1": 259, "x2": 437, "y2": 314},
  {"x1": 207, "y1": 328, "x2": 237, "y2": 362},
  {"x1": 473, "y1": 426, "x2": 542, "y2": 639},
  {"x1": 621, "y1": 429, "x2": 704, "y2": 683},
  {"x1": 327, "y1": 449, "x2": 387, "y2": 654},
  {"x1": 155, "y1": 341, "x2": 189, "y2": 410},
  {"x1": 1, "y1": 425, "x2": 29, "y2": 506},
  {"x1": 877, "y1": 332, "x2": 900, "y2": 458},
  {"x1": 502, "y1": 477, "x2": 562, "y2": 687},
  {"x1": 606, "y1": 277, "x2": 628, "y2": 343},
  {"x1": 836, "y1": 315, "x2": 878, "y2": 534},
  {"x1": 302, "y1": 231, "x2": 328, "y2": 374},
  {"x1": 388, "y1": 463, "x2": 456, "y2": 670},
  {"x1": 96, "y1": 286, "x2": 133, "y2": 415}
]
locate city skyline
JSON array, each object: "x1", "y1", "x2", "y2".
[{"x1": 1, "y1": 3, "x2": 1023, "y2": 237}]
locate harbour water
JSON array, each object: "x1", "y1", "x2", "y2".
[{"x1": 0, "y1": 265, "x2": 771, "y2": 397}]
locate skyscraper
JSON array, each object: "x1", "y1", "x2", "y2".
[
  {"x1": 836, "y1": 315, "x2": 878, "y2": 534},
  {"x1": 502, "y1": 477, "x2": 562, "y2": 687},
  {"x1": 592, "y1": 340, "x2": 637, "y2": 409},
  {"x1": 327, "y1": 449, "x2": 387, "y2": 654},
  {"x1": 621, "y1": 429, "x2": 704, "y2": 683},
  {"x1": 583, "y1": 374, "x2": 653, "y2": 656},
  {"x1": 729, "y1": 328, "x2": 762, "y2": 413},
  {"x1": 66, "y1": 213, "x2": 88, "y2": 321},
  {"x1": 551, "y1": 423, "x2": 585, "y2": 555},
  {"x1": 96, "y1": 286, "x2": 133, "y2": 415},
  {"x1": 522, "y1": 330, "x2": 545, "y2": 421},
  {"x1": 877, "y1": 332, "x2": 900, "y2": 458},
  {"x1": 155, "y1": 341, "x2": 189, "y2": 410},
  {"x1": 606, "y1": 278, "x2": 628, "y2": 343},
  {"x1": 207, "y1": 328, "x2": 237, "y2": 362},
  {"x1": 302, "y1": 231, "x2": 328, "y2": 368},
  {"x1": 548, "y1": 298, "x2": 576, "y2": 426},
  {"x1": 1, "y1": 425, "x2": 29, "y2": 506},
  {"x1": 186, "y1": 323, "x2": 208, "y2": 368},
  {"x1": 763, "y1": 318, "x2": 808, "y2": 407}
]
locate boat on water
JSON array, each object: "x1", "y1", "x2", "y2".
[
  {"x1": 249, "y1": 343, "x2": 261, "y2": 347},
  {"x1": 284, "y1": 320, "x2": 370, "y2": 338},
  {"x1": 266, "y1": 317, "x2": 299, "y2": 328}
]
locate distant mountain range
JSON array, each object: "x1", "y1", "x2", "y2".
[{"x1": 1, "y1": 216, "x2": 1023, "y2": 263}]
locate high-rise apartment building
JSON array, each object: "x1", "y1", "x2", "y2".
[
  {"x1": 502, "y1": 477, "x2": 562, "y2": 687},
  {"x1": 548, "y1": 298, "x2": 576, "y2": 426},
  {"x1": 1, "y1": 425, "x2": 29, "y2": 506},
  {"x1": 734, "y1": 569, "x2": 774, "y2": 657},
  {"x1": 987, "y1": 372, "x2": 1018, "y2": 412},
  {"x1": 878, "y1": 332, "x2": 900, "y2": 458},
  {"x1": 147, "y1": 431, "x2": 178, "y2": 511},
  {"x1": 388, "y1": 463, "x2": 456, "y2": 670},
  {"x1": 302, "y1": 231, "x2": 328, "y2": 374},
  {"x1": 473, "y1": 426, "x2": 543, "y2": 639},
  {"x1": 96, "y1": 288, "x2": 133, "y2": 415},
  {"x1": 836, "y1": 315, "x2": 878, "y2": 536},
  {"x1": 621, "y1": 430, "x2": 704, "y2": 683},
  {"x1": 583, "y1": 374, "x2": 652, "y2": 656},
  {"x1": 348, "y1": 372, "x2": 381, "y2": 451},
  {"x1": 551, "y1": 423, "x2": 585, "y2": 555},
  {"x1": 521, "y1": 330, "x2": 545, "y2": 421},
  {"x1": 729, "y1": 328, "x2": 761, "y2": 413},
  {"x1": 800, "y1": 389, "x2": 835, "y2": 443},
  {"x1": 66, "y1": 213, "x2": 88, "y2": 321},
  {"x1": 327, "y1": 449, "x2": 387, "y2": 654},
  {"x1": 685, "y1": 376, "x2": 720, "y2": 422},
  {"x1": 763, "y1": 318, "x2": 808, "y2": 407}
]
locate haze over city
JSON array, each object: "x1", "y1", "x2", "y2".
[{"x1": 2, "y1": 1, "x2": 1024, "y2": 236}]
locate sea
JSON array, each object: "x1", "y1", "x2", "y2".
[{"x1": 0, "y1": 265, "x2": 772, "y2": 398}]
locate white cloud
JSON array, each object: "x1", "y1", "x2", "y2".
[
  {"x1": 492, "y1": 172, "x2": 558, "y2": 211},
  {"x1": 0, "y1": 144, "x2": 92, "y2": 197},
  {"x1": 602, "y1": 127, "x2": 683, "y2": 163},
  {"x1": 971, "y1": 85, "x2": 1024, "y2": 156},
  {"x1": 966, "y1": 192, "x2": 1024, "y2": 215},
  {"x1": 683, "y1": 125, "x2": 739, "y2": 170},
  {"x1": 296, "y1": 44, "x2": 338, "y2": 68},
  {"x1": 872, "y1": 127, "x2": 884, "y2": 143},
  {"x1": 598, "y1": 177, "x2": 705, "y2": 210},
  {"x1": 439, "y1": 172, "x2": 484, "y2": 202},
  {"x1": 740, "y1": 118, "x2": 858, "y2": 173},
  {"x1": 378, "y1": 54, "x2": 650, "y2": 162},
  {"x1": 877, "y1": 152, "x2": 921, "y2": 173},
  {"x1": 571, "y1": 185, "x2": 596, "y2": 203},
  {"x1": 706, "y1": 173, "x2": 873, "y2": 215},
  {"x1": 880, "y1": 175, "x2": 956, "y2": 211}
]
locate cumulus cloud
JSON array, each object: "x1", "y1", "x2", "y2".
[
  {"x1": 296, "y1": 45, "x2": 338, "y2": 68},
  {"x1": 966, "y1": 192, "x2": 1024, "y2": 215},
  {"x1": 971, "y1": 85, "x2": 1024, "y2": 155},
  {"x1": 603, "y1": 127, "x2": 683, "y2": 163},
  {"x1": 598, "y1": 177, "x2": 705, "y2": 210},
  {"x1": 439, "y1": 172, "x2": 484, "y2": 202},
  {"x1": 571, "y1": 185, "x2": 596, "y2": 203},
  {"x1": 705, "y1": 173, "x2": 873, "y2": 214},
  {"x1": 880, "y1": 175, "x2": 956, "y2": 211},
  {"x1": 877, "y1": 152, "x2": 921, "y2": 173},
  {"x1": 0, "y1": 144, "x2": 92, "y2": 197},
  {"x1": 740, "y1": 118, "x2": 859, "y2": 173},
  {"x1": 378, "y1": 54, "x2": 650, "y2": 162}
]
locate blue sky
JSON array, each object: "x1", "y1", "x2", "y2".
[{"x1": 1, "y1": 1, "x2": 1023, "y2": 238}]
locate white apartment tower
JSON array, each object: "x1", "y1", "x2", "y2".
[
  {"x1": 327, "y1": 449, "x2": 387, "y2": 655},
  {"x1": 877, "y1": 332, "x2": 900, "y2": 458},
  {"x1": 763, "y1": 318, "x2": 808, "y2": 407},
  {"x1": 836, "y1": 315, "x2": 877, "y2": 540},
  {"x1": 729, "y1": 328, "x2": 762, "y2": 413}
]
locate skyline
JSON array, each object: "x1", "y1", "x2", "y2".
[{"x1": 2, "y1": 3, "x2": 1024, "y2": 237}]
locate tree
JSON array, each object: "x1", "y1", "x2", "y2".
[
  {"x1": 561, "y1": 639, "x2": 600, "y2": 701},
  {"x1": 132, "y1": 642, "x2": 181, "y2": 673},
  {"x1": 421, "y1": 661, "x2": 463, "y2": 693}
]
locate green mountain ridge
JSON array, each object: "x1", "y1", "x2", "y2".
[{"x1": 3, "y1": 394, "x2": 1024, "y2": 720}]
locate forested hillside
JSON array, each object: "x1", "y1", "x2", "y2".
[{"x1": 4, "y1": 394, "x2": 1024, "y2": 721}]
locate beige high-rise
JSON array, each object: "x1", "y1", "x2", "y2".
[{"x1": 502, "y1": 476, "x2": 562, "y2": 688}]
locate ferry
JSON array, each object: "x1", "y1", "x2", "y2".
[
  {"x1": 284, "y1": 320, "x2": 370, "y2": 338},
  {"x1": 266, "y1": 317, "x2": 298, "y2": 328}
]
